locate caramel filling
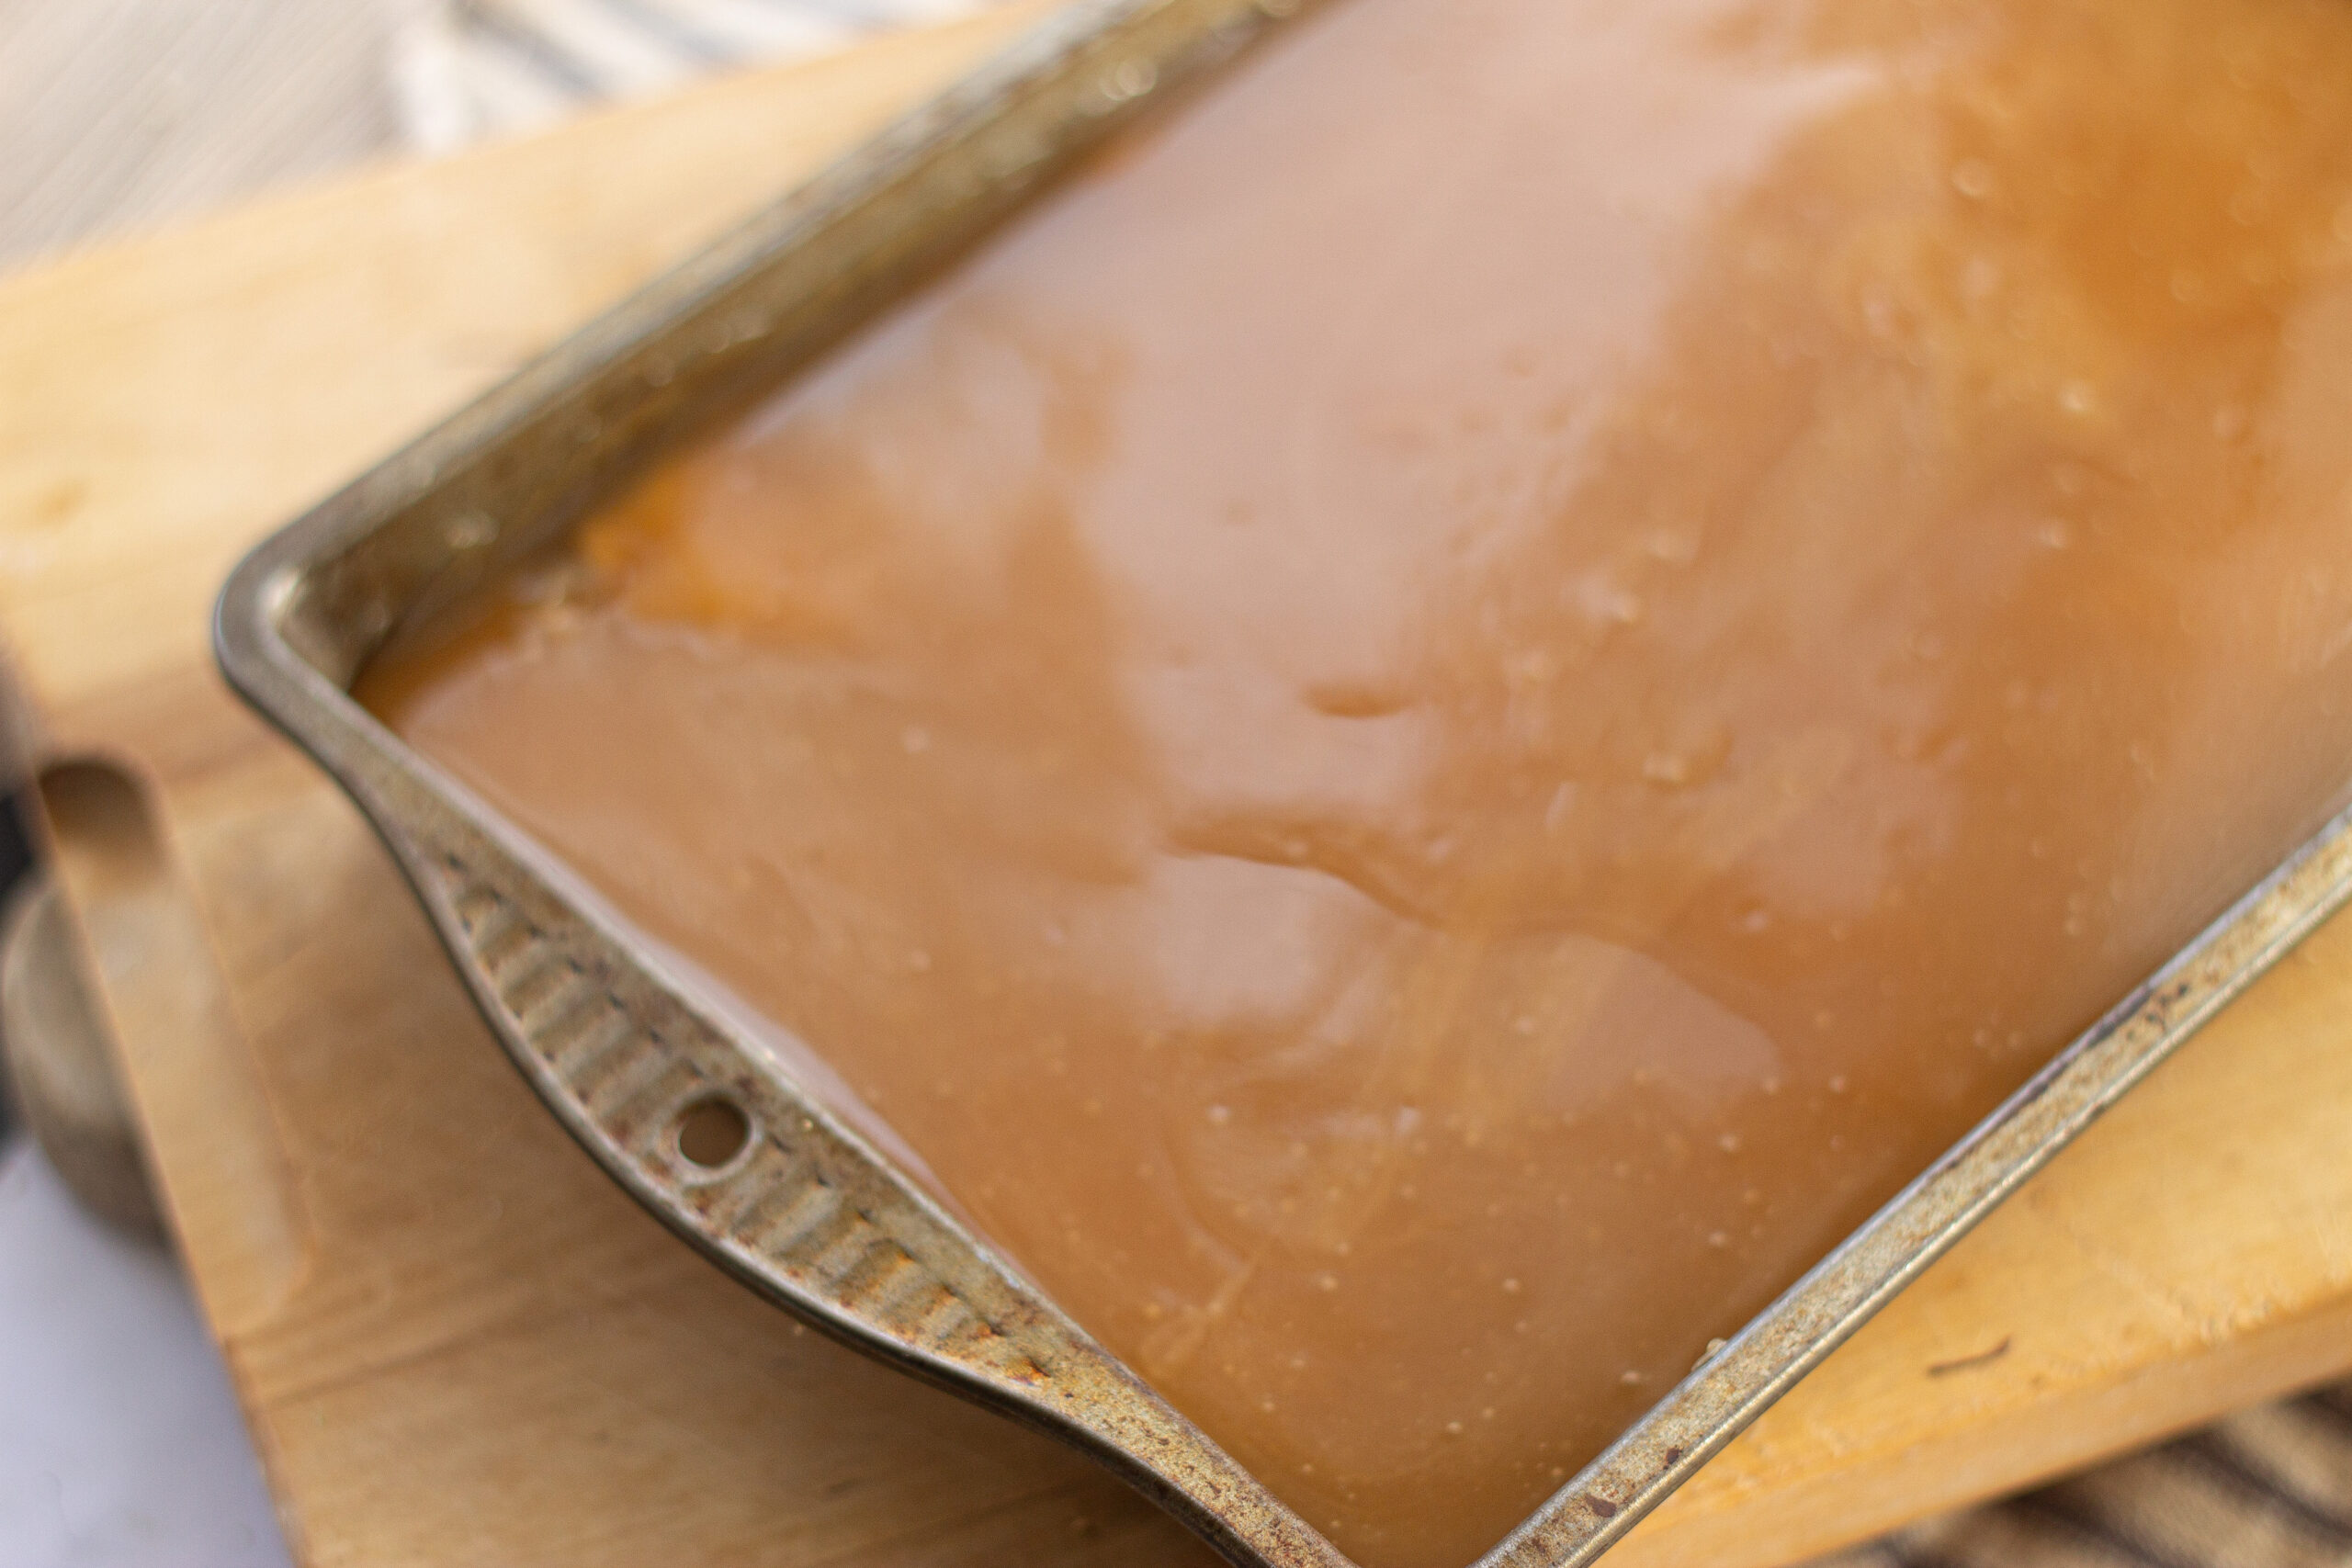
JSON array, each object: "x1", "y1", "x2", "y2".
[{"x1": 365, "y1": 0, "x2": 2352, "y2": 1560}]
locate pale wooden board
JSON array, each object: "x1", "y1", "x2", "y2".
[{"x1": 3, "y1": 12, "x2": 2351, "y2": 1567}]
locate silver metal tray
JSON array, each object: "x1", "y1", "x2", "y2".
[{"x1": 213, "y1": 2, "x2": 2352, "y2": 1562}]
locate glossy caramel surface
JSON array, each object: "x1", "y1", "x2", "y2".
[{"x1": 363, "y1": 0, "x2": 2352, "y2": 1561}]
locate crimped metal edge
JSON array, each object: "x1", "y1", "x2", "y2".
[
  {"x1": 217, "y1": 5, "x2": 1350, "y2": 1567},
  {"x1": 212, "y1": 1, "x2": 2352, "y2": 1563}
]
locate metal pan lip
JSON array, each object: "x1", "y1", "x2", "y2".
[{"x1": 212, "y1": 3, "x2": 2352, "y2": 1562}]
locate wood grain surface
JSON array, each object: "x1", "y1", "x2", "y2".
[{"x1": 3, "y1": 12, "x2": 2351, "y2": 1567}]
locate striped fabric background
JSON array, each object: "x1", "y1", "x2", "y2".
[
  {"x1": 392, "y1": 0, "x2": 1002, "y2": 149},
  {"x1": 398, "y1": 5, "x2": 2352, "y2": 1564},
  {"x1": 1817, "y1": 1385, "x2": 2352, "y2": 1568}
]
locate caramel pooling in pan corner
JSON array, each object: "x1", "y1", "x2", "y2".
[{"x1": 365, "y1": 0, "x2": 2352, "y2": 1561}]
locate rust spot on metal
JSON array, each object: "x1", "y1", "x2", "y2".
[
  {"x1": 1927, "y1": 1336, "x2": 2012, "y2": 1377},
  {"x1": 216, "y1": 0, "x2": 2352, "y2": 1559}
]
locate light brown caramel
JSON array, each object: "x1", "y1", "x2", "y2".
[{"x1": 362, "y1": 0, "x2": 2352, "y2": 1561}]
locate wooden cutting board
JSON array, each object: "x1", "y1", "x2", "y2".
[{"x1": 5, "y1": 12, "x2": 2352, "y2": 1566}]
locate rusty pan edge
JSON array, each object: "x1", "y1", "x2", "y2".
[{"x1": 210, "y1": 3, "x2": 2352, "y2": 1562}]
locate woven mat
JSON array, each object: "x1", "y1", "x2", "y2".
[{"x1": 398, "y1": 6, "x2": 2352, "y2": 1564}]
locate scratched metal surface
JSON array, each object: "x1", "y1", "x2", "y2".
[{"x1": 210, "y1": 3, "x2": 2352, "y2": 1562}]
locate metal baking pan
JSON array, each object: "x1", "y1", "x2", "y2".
[{"x1": 213, "y1": 2, "x2": 2352, "y2": 1562}]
